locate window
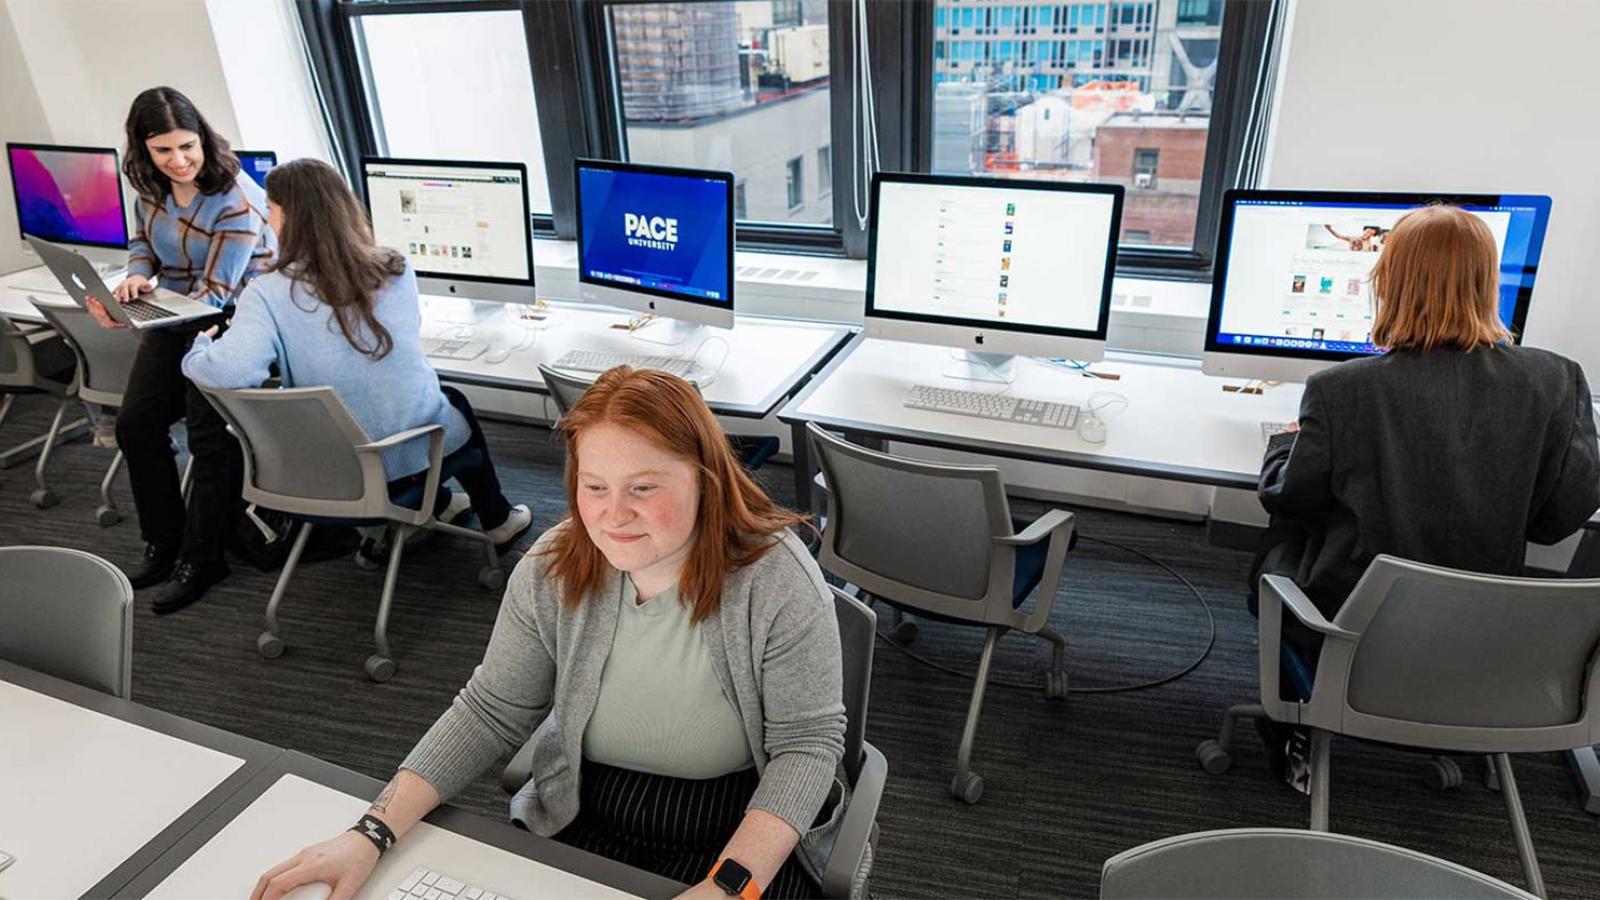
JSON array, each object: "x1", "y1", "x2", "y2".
[
  {"x1": 785, "y1": 156, "x2": 804, "y2": 211},
  {"x1": 348, "y1": 8, "x2": 551, "y2": 215},
  {"x1": 817, "y1": 146, "x2": 832, "y2": 197},
  {"x1": 929, "y1": 0, "x2": 1242, "y2": 258},
  {"x1": 606, "y1": 1, "x2": 832, "y2": 227}
]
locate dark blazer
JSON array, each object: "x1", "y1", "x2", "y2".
[{"x1": 1258, "y1": 344, "x2": 1599, "y2": 618}]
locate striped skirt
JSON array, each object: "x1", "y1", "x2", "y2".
[{"x1": 552, "y1": 758, "x2": 822, "y2": 899}]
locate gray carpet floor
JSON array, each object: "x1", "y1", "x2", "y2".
[{"x1": 1, "y1": 391, "x2": 1596, "y2": 898}]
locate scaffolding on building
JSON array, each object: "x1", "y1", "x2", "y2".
[{"x1": 612, "y1": 3, "x2": 747, "y2": 122}]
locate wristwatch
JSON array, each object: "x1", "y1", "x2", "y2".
[{"x1": 708, "y1": 857, "x2": 760, "y2": 900}]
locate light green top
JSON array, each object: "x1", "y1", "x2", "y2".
[{"x1": 581, "y1": 578, "x2": 755, "y2": 779}]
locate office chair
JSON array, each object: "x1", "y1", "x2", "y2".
[
  {"x1": 0, "y1": 311, "x2": 81, "y2": 468},
  {"x1": 32, "y1": 301, "x2": 140, "y2": 525},
  {"x1": 1196, "y1": 556, "x2": 1600, "y2": 897},
  {"x1": 1099, "y1": 828, "x2": 1537, "y2": 899},
  {"x1": 0, "y1": 546, "x2": 133, "y2": 699},
  {"x1": 536, "y1": 363, "x2": 780, "y2": 470},
  {"x1": 201, "y1": 385, "x2": 507, "y2": 682},
  {"x1": 806, "y1": 422, "x2": 1075, "y2": 804},
  {"x1": 498, "y1": 584, "x2": 886, "y2": 899}
]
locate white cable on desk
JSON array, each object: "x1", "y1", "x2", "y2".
[{"x1": 689, "y1": 335, "x2": 732, "y2": 380}]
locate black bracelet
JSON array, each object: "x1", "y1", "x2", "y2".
[{"x1": 349, "y1": 814, "x2": 396, "y2": 855}]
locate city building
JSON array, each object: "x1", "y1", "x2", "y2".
[{"x1": 1092, "y1": 111, "x2": 1209, "y2": 245}]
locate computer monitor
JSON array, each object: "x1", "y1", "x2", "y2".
[
  {"x1": 361, "y1": 157, "x2": 535, "y2": 305},
  {"x1": 7, "y1": 142, "x2": 129, "y2": 268},
  {"x1": 1203, "y1": 188, "x2": 1552, "y2": 383},
  {"x1": 575, "y1": 158, "x2": 734, "y2": 343},
  {"x1": 864, "y1": 172, "x2": 1123, "y2": 379},
  {"x1": 234, "y1": 150, "x2": 276, "y2": 190}
]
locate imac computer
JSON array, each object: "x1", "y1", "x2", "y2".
[
  {"x1": 7, "y1": 142, "x2": 129, "y2": 271},
  {"x1": 234, "y1": 149, "x2": 277, "y2": 190},
  {"x1": 1203, "y1": 188, "x2": 1552, "y2": 383},
  {"x1": 575, "y1": 158, "x2": 734, "y2": 345},
  {"x1": 864, "y1": 172, "x2": 1123, "y2": 381},
  {"x1": 361, "y1": 157, "x2": 535, "y2": 306}
]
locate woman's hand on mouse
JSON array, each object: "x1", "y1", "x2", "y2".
[{"x1": 251, "y1": 830, "x2": 379, "y2": 900}]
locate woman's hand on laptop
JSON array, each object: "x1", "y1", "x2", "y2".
[
  {"x1": 112, "y1": 274, "x2": 152, "y2": 301},
  {"x1": 83, "y1": 296, "x2": 128, "y2": 330}
]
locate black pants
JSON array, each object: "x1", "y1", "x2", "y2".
[
  {"x1": 115, "y1": 326, "x2": 243, "y2": 563},
  {"x1": 553, "y1": 759, "x2": 822, "y2": 899},
  {"x1": 385, "y1": 386, "x2": 512, "y2": 529}
]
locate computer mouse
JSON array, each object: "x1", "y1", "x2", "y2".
[
  {"x1": 279, "y1": 881, "x2": 333, "y2": 900},
  {"x1": 483, "y1": 346, "x2": 513, "y2": 365},
  {"x1": 1078, "y1": 416, "x2": 1106, "y2": 444}
]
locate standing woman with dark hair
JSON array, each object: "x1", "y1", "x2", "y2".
[
  {"x1": 86, "y1": 86, "x2": 276, "y2": 614},
  {"x1": 181, "y1": 158, "x2": 531, "y2": 554}
]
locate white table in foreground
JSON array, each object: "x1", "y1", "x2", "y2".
[
  {"x1": 419, "y1": 297, "x2": 853, "y2": 418},
  {"x1": 125, "y1": 751, "x2": 683, "y2": 900},
  {"x1": 0, "y1": 661, "x2": 277, "y2": 899},
  {"x1": 778, "y1": 335, "x2": 1305, "y2": 508}
]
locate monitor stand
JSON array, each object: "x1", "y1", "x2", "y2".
[
  {"x1": 624, "y1": 314, "x2": 705, "y2": 348},
  {"x1": 20, "y1": 243, "x2": 127, "y2": 278},
  {"x1": 942, "y1": 350, "x2": 1017, "y2": 385}
]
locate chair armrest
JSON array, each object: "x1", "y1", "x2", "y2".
[
  {"x1": 822, "y1": 742, "x2": 886, "y2": 900},
  {"x1": 994, "y1": 507, "x2": 1073, "y2": 546},
  {"x1": 354, "y1": 423, "x2": 444, "y2": 453},
  {"x1": 1260, "y1": 575, "x2": 1358, "y2": 639},
  {"x1": 501, "y1": 736, "x2": 538, "y2": 795}
]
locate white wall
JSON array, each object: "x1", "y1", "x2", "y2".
[
  {"x1": 0, "y1": 2, "x2": 52, "y2": 274},
  {"x1": 1265, "y1": 0, "x2": 1600, "y2": 382}
]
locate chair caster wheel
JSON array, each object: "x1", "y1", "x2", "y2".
[
  {"x1": 950, "y1": 772, "x2": 984, "y2": 805},
  {"x1": 364, "y1": 654, "x2": 396, "y2": 682},
  {"x1": 1196, "y1": 740, "x2": 1233, "y2": 775},
  {"x1": 96, "y1": 506, "x2": 119, "y2": 527},
  {"x1": 31, "y1": 488, "x2": 58, "y2": 509},
  {"x1": 256, "y1": 630, "x2": 284, "y2": 659},
  {"x1": 1044, "y1": 671, "x2": 1067, "y2": 699},
  {"x1": 479, "y1": 566, "x2": 506, "y2": 590},
  {"x1": 1424, "y1": 757, "x2": 1462, "y2": 791},
  {"x1": 257, "y1": 633, "x2": 285, "y2": 659},
  {"x1": 890, "y1": 620, "x2": 918, "y2": 644}
]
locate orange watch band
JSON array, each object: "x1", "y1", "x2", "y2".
[{"x1": 708, "y1": 858, "x2": 761, "y2": 900}]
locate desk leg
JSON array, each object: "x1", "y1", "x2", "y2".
[
  {"x1": 790, "y1": 421, "x2": 817, "y2": 518},
  {"x1": 1569, "y1": 747, "x2": 1600, "y2": 816}
]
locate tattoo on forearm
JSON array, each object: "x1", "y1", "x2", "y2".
[{"x1": 370, "y1": 777, "x2": 399, "y2": 816}]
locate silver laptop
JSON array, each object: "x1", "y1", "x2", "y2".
[{"x1": 24, "y1": 235, "x2": 223, "y2": 330}]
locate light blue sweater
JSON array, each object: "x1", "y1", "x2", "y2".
[{"x1": 181, "y1": 263, "x2": 470, "y2": 480}]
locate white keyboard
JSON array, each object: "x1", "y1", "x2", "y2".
[
  {"x1": 390, "y1": 866, "x2": 519, "y2": 900},
  {"x1": 905, "y1": 384, "x2": 1080, "y2": 429},
  {"x1": 422, "y1": 336, "x2": 489, "y2": 361},
  {"x1": 553, "y1": 349, "x2": 698, "y2": 378},
  {"x1": 1261, "y1": 421, "x2": 1294, "y2": 444}
]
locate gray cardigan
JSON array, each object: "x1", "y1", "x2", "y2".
[
  {"x1": 1259, "y1": 344, "x2": 1599, "y2": 616},
  {"x1": 401, "y1": 525, "x2": 846, "y2": 868}
]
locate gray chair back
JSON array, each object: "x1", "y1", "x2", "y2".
[
  {"x1": 1100, "y1": 828, "x2": 1536, "y2": 899},
  {"x1": 32, "y1": 301, "x2": 138, "y2": 406},
  {"x1": 832, "y1": 586, "x2": 876, "y2": 785},
  {"x1": 537, "y1": 364, "x2": 595, "y2": 419},
  {"x1": 1275, "y1": 556, "x2": 1600, "y2": 753},
  {"x1": 0, "y1": 546, "x2": 134, "y2": 699},
  {"x1": 0, "y1": 313, "x2": 30, "y2": 385},
  {"x1": 202, "y1": 386, "x2": 396, "y2": 520},
  {"x1": 809, "y1": 423, "x2": 1011, "y2": 604}
]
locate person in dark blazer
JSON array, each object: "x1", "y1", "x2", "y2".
[{"x1": 1255, "y1": 203, "x2": 1599, "y2": 684}]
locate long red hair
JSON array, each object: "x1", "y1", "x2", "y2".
[{"x1": 540, "y1": 367, "x2": 808, "y2": 621}]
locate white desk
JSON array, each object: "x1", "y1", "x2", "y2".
[
  {"x1": 125, "y1": 752, "x2": 683, "y2": 900},
  {"x1": 779, "y1": 335, "x2": 1305, "y2": 509},
  {"x1": 418, "y1": 297, "x2": 853, "y2": 419},
  {"x1": 0, "y1": 661, "x2": 279, "y2": 899},
  {"x1": 0, "y1": 265, "x2": 70, "y2": 325}
]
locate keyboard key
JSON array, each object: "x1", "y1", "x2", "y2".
[
  {"x1": 421, "y1": 872, "x2": 440, "y2": 886},
  {"x1": 400, "y1": 868, "x2": 425, "y2": 891},
  {"x1": 435, "y1": 877, "x2": 465, "y2": 894}
]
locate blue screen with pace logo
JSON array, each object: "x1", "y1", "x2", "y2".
[{"x1": 577, "y1": 165, "x2": 731, "y2": 304}]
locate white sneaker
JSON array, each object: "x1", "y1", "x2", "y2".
[
  {"x1": 486, "y1": 504, "x2": 533, "y2": 549},
  {"x1": 439, "y1": 490, "x2": 472, "y2": 525},
  {"x1": 93, "y1": 414, "x2": 118, "y2": 449}
]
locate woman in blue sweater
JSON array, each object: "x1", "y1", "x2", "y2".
[
  {"x1": 87, "y1": 86, "x2": 276, "y2": 614},
  {"x1": 182, "y1": 158, "x2": 531, "y2": 556}
]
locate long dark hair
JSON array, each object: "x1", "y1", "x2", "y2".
[
  {"x1": 122, "y1": 87, "x2": 240, "y2": 202},
  {"x1": 265, "y1": 159, "x2": 403, "y2": 360}
]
